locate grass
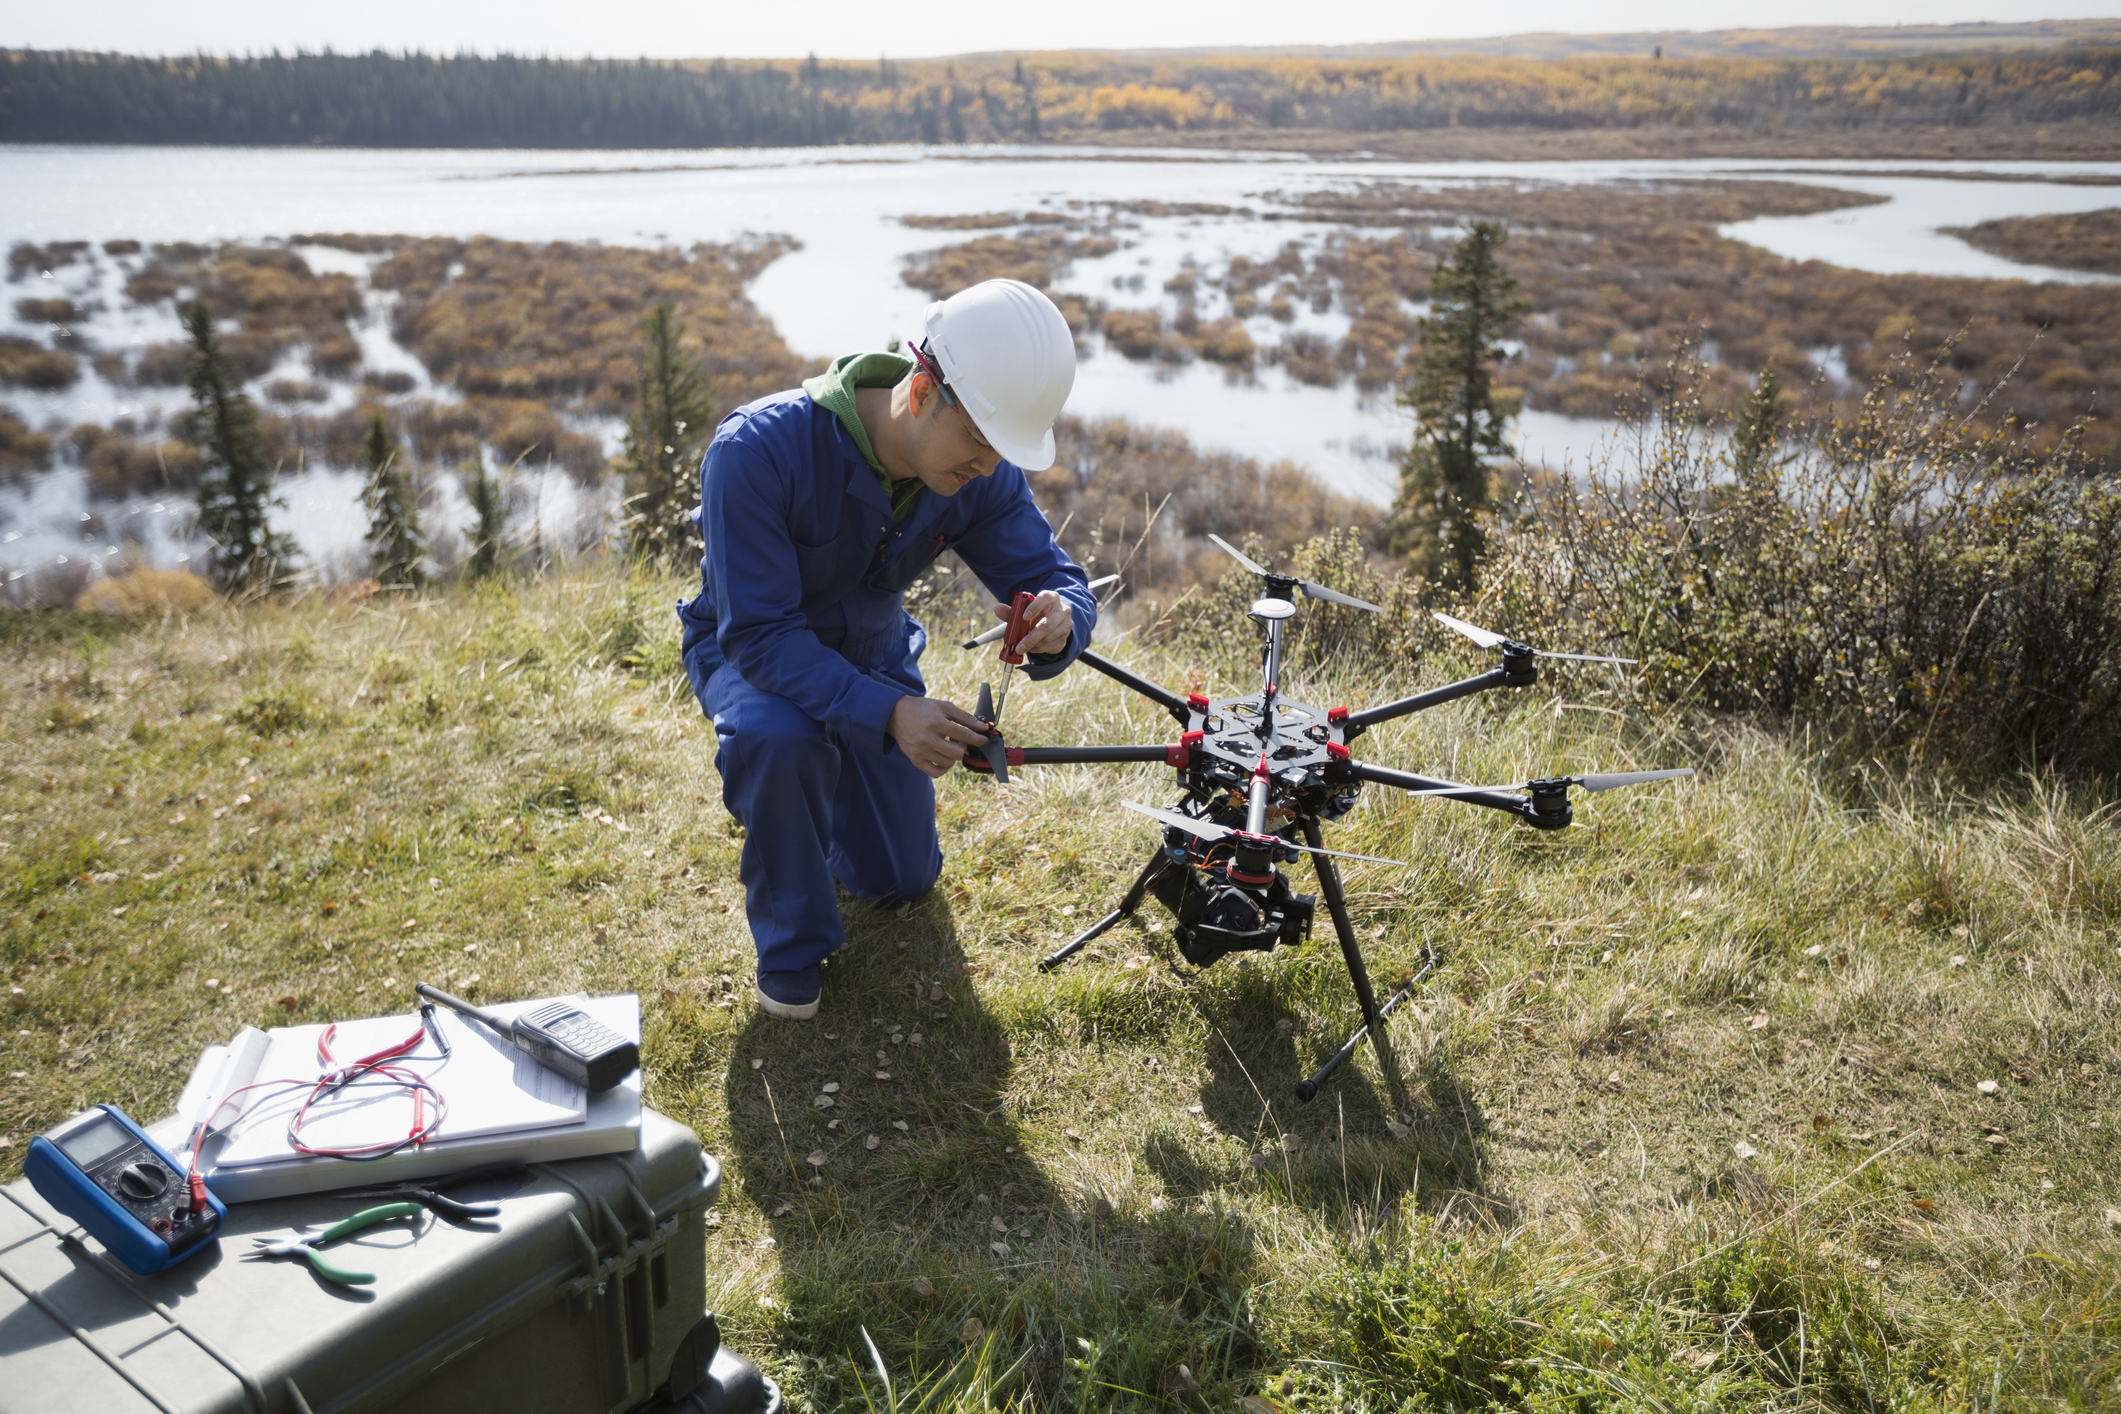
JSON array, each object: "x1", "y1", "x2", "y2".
[{"x1": 2, "y1": 567, "x2": 2118, "y2": 1411}]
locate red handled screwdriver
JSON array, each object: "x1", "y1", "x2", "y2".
[{"x1": 987, "y1": 591, "x2": 1038, "y2": 725}]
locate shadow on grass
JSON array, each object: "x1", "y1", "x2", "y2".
[
  {"x1": 1160, "y1": 939, "x2": 1506, "y2": 1227},
  {"x1": 720, "y1": 893, "x2": 1068, "y2": 1403},
  {"x1": 722, "y1": 888, "x2": 1049, "y2": 1241},
  {"x1": 719, "y1": 894, "x2": 1286, "y2": 1409}
]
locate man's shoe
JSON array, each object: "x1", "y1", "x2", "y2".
[{"x1": 755, "y1": 964, "x2": 822, "y2": 1020}]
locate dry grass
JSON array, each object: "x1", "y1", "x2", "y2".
[
  {"x1": 2, "y1": 568, "x2": 2117, "y2": 1409},
  {"x1": 1948, "y1": 208, "x2": 2121, "y2": 277}
]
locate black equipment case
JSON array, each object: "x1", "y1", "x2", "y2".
[{"x1": 0, "y1": 1106, "x2": 774, "y2": 1414}]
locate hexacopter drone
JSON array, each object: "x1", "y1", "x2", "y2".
[{"x1": 960, "y1": 537, "x2": 1691, "y2": 1116}]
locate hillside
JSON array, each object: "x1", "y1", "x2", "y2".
[
  {"x1": 4, "y1": 565, "x2": 2117, "y2": 1410},
  {"x1": 6, "y1": 40, "x2": 2121, "y2": 150},
  {"x1": 1148, "y1": 18, "x2": 2121, "y2": 61}
]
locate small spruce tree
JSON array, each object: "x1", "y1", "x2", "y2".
[
  {"x1": 461, "y1": 458, "x2": 507, "y2": 581},
  {"x1": 182, "y1": 301, "x2": 296, "y2": 594},
  {"x1": 619, "y1": 305, "x2": 714, "y2": 565},
  {"x1": 360, "y1": 411, "x2": 425, "y2": 586},
  {"x1": 1386, "y1": 220, "x2": 1532, "y2": 591},
  {"x1": 1731, "y1": 363, "x2": 1786, "y2": 483}
]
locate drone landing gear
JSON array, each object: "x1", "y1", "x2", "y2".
[
  {"x1": 1297, "y1": 822, "x2": 1413, "y2": 1118},
  {"x1": 1036, "y1": 823, "x2": 1417, "y2": 1116},
  {"x1": 1038, "y1": 851, "x2": 1172, "y2": 972}
]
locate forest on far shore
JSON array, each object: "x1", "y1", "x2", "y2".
[{"x1": 4, "y1": 43, "x2": 2121, "y2": 148}]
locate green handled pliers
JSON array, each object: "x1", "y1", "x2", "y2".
[{"x1": 244, "y1": 1201, "x2": 425, "y2": 1285}]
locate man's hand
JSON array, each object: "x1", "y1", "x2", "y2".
[
  {"x1": 992, "y1": 589, "x2": 1073, "y2": 656},
  {"x1": 888, "y1": 695, "x2": 992, "y2": 779}
]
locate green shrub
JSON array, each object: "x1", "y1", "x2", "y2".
[
  {"x1": 230, "y1": 688, "x2": 314, "y2": 736},
  {"x1": 1477, "y1": 350, "x2": 2121, "y2": 781}
]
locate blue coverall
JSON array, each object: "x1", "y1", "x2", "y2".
[{"x1": 678, "y1": 387, "x2": 1095, "y2": 974}]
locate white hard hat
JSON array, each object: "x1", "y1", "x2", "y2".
[{"x1": 919, "y1": 279, "x2": 1076, "y2": 472}]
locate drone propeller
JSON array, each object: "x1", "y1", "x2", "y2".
[
  {"x1": 1398, "y1": 768, "x2": 1696, "y2": 798},
  {"x1": 1433, "y1": 612, "x2": 1636, "y2": 665},
  {"x1": 961, "y1": 574, "x2": 1121, "y2": 649},
  {"x1": 1207, "y1": 535, "x2": 1382, "y2": 614},
  {"x1": 973, "y1": 682, "x2": 1010, "y2": 783},
  {"x1": 1120, "y1": 800, "x2": 1409, "y2": 867}
]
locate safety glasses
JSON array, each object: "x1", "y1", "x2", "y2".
[
  {"x1": 907, "y1": 340, "x2": 962, "y2": 413},
  {"x1": 909, "y1": 341, "x2": 995, "y2": 452}
]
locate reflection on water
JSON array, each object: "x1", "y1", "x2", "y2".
[{"x1": 4, "y1": 142, "x2": 2117, "y2": 578}]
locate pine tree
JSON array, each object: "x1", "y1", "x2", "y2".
[
  {"x1": 1386, "y1": 220, "x2": 1532, "y2": 591},
  {"x1": 461, "y1": 458, "x2": 507, "y2": 581},
  {"x1": 181, "y1": 301, "x2": 296, "y2": 594},
  {"x1": 1731, "y1": 363, "x2": 1786, "y2": 482},
  {"x1": 619, "y1": 305, "x2": 713, "y2": 565},
  {"x1": 1021, "y1": 64, "x2": 1041, "y2": 138},
  {"x1": 360, "y1": 410, "x2": 425, "y2": 586}
]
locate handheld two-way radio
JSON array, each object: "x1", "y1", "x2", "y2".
[
  {"x1": 26, "y1": 1104, "x2": 225, "y2": 1274},
  {"x1": 414, "y1": 984, "x2": 639, "y2": 1093}
]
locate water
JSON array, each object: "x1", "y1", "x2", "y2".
[
  {"x1": 1718, "y1": 163, "x2": 2121, "y2": 285},
  {"x1": 5, "y1": 143, "x2": 2116, "y2": 586}
]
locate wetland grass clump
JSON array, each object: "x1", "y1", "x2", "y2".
[
  {"x1": 1947, "y1": 208, "x2": 2121, "y2": 277},
  {"x1": 375, "y1": 234, "x2": 805, "y2": 419},
  {"x1": 120, "y1": 242, "x2": 365, "y2": 381}
]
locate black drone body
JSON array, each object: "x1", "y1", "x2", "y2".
[{"x1": 961, "y1": 537, "x2": 1690, "y2": 1113}]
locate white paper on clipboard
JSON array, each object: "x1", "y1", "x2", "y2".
[{"x1": 205, "y1": 995, "x2": 608, "y2": 1168}]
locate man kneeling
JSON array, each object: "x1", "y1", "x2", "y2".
[{"x1": 678, "y1": 279, "x2": 1096, "y2": 1019}]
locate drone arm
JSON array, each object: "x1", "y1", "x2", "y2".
[
  {"x1": 963, "y1": 743, "x2": 1172, "y2": 773},
  {"x1": 1340, "y1": 667, "x2": 1517, "y2": 735},
  {"x1": 1076, "y1": 649, "x2": 1193, "y2": 725},
  {"x1": 1341, "y1": 759, "x2": 1537, "y2": 821},
  {"x1": 1018, "y1": 745, "x2": 1171, "y2": 764}
]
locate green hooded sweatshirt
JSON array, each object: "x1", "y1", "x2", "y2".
[{"x1": 803, "y1": 351, "x2": 925, "y2": 521}]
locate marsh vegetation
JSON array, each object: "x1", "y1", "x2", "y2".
[
  {"x1": 2, "y1": 233, "x2": 807, "y2": 510},
  {"x1": 898, "y1": 179, "x2": 2121, "y2": 468},
  {"x1": 1947, "y1": 207, "x2": 2121, "y2": 275}
]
